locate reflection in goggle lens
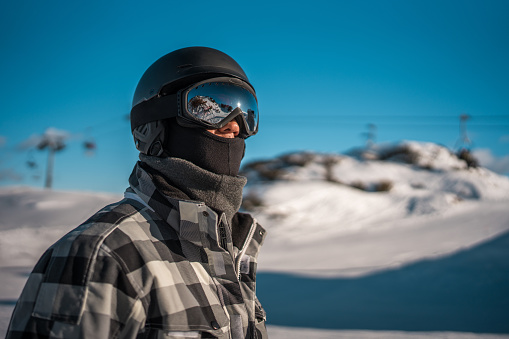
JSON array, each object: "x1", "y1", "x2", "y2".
[{"x1": 186, "y1": 82, "x2": 258, "y2": 132}]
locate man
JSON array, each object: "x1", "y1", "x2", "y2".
[{"x1": 7, "y1": 47, "x2": 267, "y2": 339}]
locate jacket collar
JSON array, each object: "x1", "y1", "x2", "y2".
[
  {"x1": 126, "y1": 162, "x2": 266, "y2": 255},
  {"x1": 139, "y1": 155, "x2": 246, "y2": 225}
]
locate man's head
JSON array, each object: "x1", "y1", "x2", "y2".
[{"x1": 130, "y1": 47, "x2": 258, "y2": 176}]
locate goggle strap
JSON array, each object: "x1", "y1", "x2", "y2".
[{"x1": 130, "y1": 94, "x2": 178, "y2": 131}]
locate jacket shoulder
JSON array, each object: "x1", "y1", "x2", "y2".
[
  {"x1": 28, "y1": 199, "x2": 145, "y2": 323},
  {"x1": 48, "y1": 199, "x2": 143, "y2": 260}
]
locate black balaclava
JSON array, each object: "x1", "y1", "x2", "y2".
[{"x1": 162, "y1": 119, "x2": 245, "y2": 176}]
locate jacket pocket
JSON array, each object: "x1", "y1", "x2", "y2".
[
  {"x1": 140, "y1": 309, "x2": 229, "y2": 339},
  {"x1": 140, "y1": 328, "x2": 219, "y2": 338},
  {"x1": 142, "y1": 329, "x2": 202, "y2": 338},
  {"x1": 254, "y1": 298, "x2": 266, "y2": 323},
  {"x1": 253, "y1": 298, "x2": 268, "y2": 339}
]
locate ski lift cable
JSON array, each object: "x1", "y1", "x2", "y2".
[
  {"x1": 265, "y1": 115, "x2": 509, "y2": 121},
  {"x1": 84, "y1": 126, "x2": 130, "y2": 139},
  {"x1": 83, "y1": 115, "x2": 129, "y2": 131}
]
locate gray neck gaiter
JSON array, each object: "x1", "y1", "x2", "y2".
[{"x1": 140, "y1": 154, "x2": 247, "y2": 224}]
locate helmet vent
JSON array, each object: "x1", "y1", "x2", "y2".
[{"x1": 177, "y1": 64, "x2": 193, "y2": 69}]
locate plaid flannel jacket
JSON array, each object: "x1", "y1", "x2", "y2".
[{"x1": 7, "y1": 163, "x2": 267, "y2": 339}]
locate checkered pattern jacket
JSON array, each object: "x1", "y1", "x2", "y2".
[{"x1": 7, "y1": 163, "x2": 267, "y2": 339}]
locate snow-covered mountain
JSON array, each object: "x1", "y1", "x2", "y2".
[
  {"x1": 240, "y1": 141, "x2": 509, "y2": 277},
  {"x1": 1, "y1": 141, "x2": 508, "y2": 338},
  {"x1": 188, "y1": 95, "x2": 231, "y2": 123}
]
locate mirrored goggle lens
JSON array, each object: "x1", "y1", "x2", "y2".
[{"x1": 186, "y1": 82, "x2": 258, "y2": 132}]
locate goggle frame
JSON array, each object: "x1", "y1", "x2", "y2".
[{"x1": 177, "y1": 77, "x2": 259, "y2": 138}]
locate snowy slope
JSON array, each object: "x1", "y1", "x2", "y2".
[
  {"x1": 0, "y1": 187, "x2": 122, "y2": 268},
  {"x1": 1, "y1": 141, "x2": 509, "y2": 337},
  {"x1": 241, "y1": 141, "x2": 509, "y2": 277},
  {"x1": 0, "y1": 188, "x2": 122, "y2": 337}
]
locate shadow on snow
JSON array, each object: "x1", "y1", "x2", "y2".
[{"x1": 257, "y1": 230, "x2": 509, "y2": 333}]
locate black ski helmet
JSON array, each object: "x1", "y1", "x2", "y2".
[
  {"x1": 130, "y1": 47, "x2": 256, "y2": 155},
  {"x1": 131, "y1": 47, "x2": 254, "y2": 130}
]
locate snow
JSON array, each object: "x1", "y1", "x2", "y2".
[
  {"x1": 243, "y1": 142, "x2": 509, "y2": 276},
  {"x1": 267, "y1": 326, "x2": 509, "y2": 339},
  {"x1": 257, "y1": 199, "x2": 509, "y2": 277},
  {"x1": 473, "y1": 148, "x2": 509, "y2": 175},
  {"x1": 1, "y1": 141, "x2": 508, "y2": 338},
  {"x1": 188, "y1": 95, "x2": 231, "y2": 123}
]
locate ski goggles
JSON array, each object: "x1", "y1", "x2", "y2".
[{"x1": 178, "y1": 77, "x2": 259, "y2": 137}]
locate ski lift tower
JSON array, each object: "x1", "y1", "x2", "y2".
[
  {"x1": 456, "y1": 114, "x2": 472, "y2": 150},
  {"x1": 363, "y1": 123, "x2": 377, "y2": 149},
  {"x1": 36, "y1": 130, "x2": 67, "y2": 189}
]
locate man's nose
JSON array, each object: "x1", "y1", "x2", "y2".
[{"x1": 218, "y1": 120, "x2": 240, "y2": 137}]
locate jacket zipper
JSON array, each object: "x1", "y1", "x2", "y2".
[
  {"x1": 218, "y1": 221, "x2": 228, "y2": 250},
  {"x1": 236, "y1": 219, "x2": 257, "y2": 280}
]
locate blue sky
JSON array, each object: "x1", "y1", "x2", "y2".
[{"x1": 1, "y1": 0, "x2": 508, "y2": 193}]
